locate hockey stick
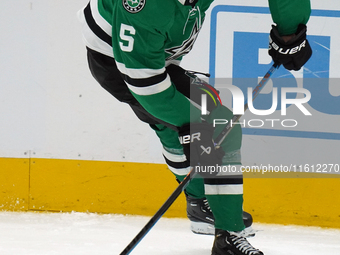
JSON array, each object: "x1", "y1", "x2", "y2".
[
  {"x1": 215, "y1": 62, "x2": 280, "y2": 148},
  {"x1": 119, "y1": 62, "x2": 280, "y2": 255}
]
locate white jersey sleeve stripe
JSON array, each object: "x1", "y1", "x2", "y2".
[
  {"x1": 77, "y1": 5, "x2": 113, "y2": 57},
  {"x1": 115, "y1": 62, "x2": 166, "y2": 79},
  {"x1": 90, "y1": 0, "x2": 112, "y2": 36},
  {"x1": 126, "y1": 74, "x2": 172, "y2": 96},
  {"x1": 168, "y1": 166, "x2": 191, "y2": 176}
]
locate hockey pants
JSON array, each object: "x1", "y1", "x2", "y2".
[{"x1": 86, "y1": 47, "x2": 245, "y2": 232}]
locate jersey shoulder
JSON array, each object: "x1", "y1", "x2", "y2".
[{"x1": 120, "y1": 0, "x2": 176, "y2": 29}]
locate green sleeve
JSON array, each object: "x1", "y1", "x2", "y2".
[
  {"x1": 131, "y1": 86, "x2": 201, "y2": 127},
  {"x1": 268, "y1": 0, "x2": 311, "y2": 35},
  {"x1": 111, "y1": 0, "x2": 201, "y2": 127}
]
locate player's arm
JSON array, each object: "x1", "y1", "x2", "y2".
[
  {"x1": 268, "y1": 0, "x2": 311, "y2": 35},
  {"x1": 268, "y1": 0, "x2": 312, "y2": 70},
  {"x1": 112, "y1": 17, "x2": 200, "y2": 128}
]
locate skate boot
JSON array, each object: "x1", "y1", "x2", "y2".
[
  {"x1": 186, "y1": 194, "x2": 255, "y2": 237},
  {"x1": 212, "y1": 229, "x2": 264, "y2": 255}
]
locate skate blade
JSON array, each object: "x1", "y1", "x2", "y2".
[
  {"x1": 190, "y1": 221, "x2": 215, "y2": 235},
  {"x1": 190, "y1": 222, "x2": 257, "y2": 238}
]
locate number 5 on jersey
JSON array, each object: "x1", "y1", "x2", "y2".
[{"x1": 119, "y1": 23, "x2": 135, "y2": 52}]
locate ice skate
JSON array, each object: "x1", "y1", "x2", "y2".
[
  {"x1": 212, "y1": 229, "x2": 264, "y2": 255},
  {"x1": 186, "y1": 194, "x2": 255, "y2": 237}
]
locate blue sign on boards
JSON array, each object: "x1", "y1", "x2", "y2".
[
  {"x1": 209, "y1": 5, "x2": 340, "y2": 140},
  {"x1": 232, "y1": 32, "x2": 332, "y2": 113}
]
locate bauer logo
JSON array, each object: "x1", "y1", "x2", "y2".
[{"x1": 209, "y1": 5, "x2": 340, "y2": 141}]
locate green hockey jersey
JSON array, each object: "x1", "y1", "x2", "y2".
[{"x1": 78, "y1": 0, "x2": 310, "y2": 127}]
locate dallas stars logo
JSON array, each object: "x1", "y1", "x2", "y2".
[
  {"x1": 123, "y1": 0, "x2": 146, "y2": 13},
  {"x1": 165, "y1": 19, "x2": 201, "y2": 61}
]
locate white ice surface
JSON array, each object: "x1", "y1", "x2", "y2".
[{"x1": 0, "y1": 211, "x2": 339, "y2": 255}]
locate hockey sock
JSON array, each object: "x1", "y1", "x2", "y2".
[{"x1": 206, "y1": 194, "x2": 245, "y2": 231}]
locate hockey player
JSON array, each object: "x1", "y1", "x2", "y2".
[{"x1": 78, "y1": 0, "x2": 312, "y2": 254}]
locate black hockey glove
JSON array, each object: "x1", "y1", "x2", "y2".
[
  {"x1": 179, "y1": 123, "x2": 225, "y2": 178},
  {"x1": 269, "y1": 24, "x2": 312, "y2": 71}
]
